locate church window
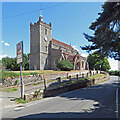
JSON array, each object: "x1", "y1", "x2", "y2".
[
  {"x1": 82, "y1": 61, "x2": 84, "y2": 68},
  {"x1": 45, "y1": 28, "x2": 47, "y2": 35},
  {"x1": 45, "y1": 46, "x2": 47, "y2": 52},
  {"x1": 46, "y1": 58, "x2": 48, "y2": 65},
  {"x1": 59, "y1": 46, "x2": 61, "y2": 50}
]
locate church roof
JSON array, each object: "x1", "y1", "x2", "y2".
[
  {"x1": 52, "y1": 38, "x2": 77, "y2": 51},
  {"x1": 67, "y1": 55, "x2": 75, "y2": 64}
]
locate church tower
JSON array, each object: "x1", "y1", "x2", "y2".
[{"x1": 29, "y1": 13, "x2": 52, "y2": 70}]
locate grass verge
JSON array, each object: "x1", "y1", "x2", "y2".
[
  {"x1": 2, "y1": 87, "x2": 18, "y2": 92},
  {"x1": 15, "y1": 97, "x2": 40, "y2": 104},
  {"x1": 15, "y1": 97, "x2": 28, "y2": 104}
]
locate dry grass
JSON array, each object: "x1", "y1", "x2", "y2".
[{"x1": 10, "y1": 70, "x2": 80, "y2": 75}]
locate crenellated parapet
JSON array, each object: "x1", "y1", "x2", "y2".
[{"x1": 30, "y1": 16, "x2": 52, "y2": 30}]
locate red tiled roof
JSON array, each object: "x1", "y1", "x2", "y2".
[{"x1": 52, "y1": 38, "x2": 77, "y2": 51}]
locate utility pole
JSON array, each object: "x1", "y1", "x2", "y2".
[
  {"x1": 20, "y1": 63, "x2": 24, "y2": 98},
  {"x1": 17, "y1": 41, "x2": 24, "y2": 99}
]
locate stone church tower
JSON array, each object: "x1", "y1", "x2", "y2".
[
  {"x1": 29, "y1": 14, "x2": 52, "y2": 70},
  {"x1": 29, "y1": 14, "x2": 89, "y2": 71}
]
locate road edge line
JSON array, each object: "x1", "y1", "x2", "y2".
[{"x1": 116, "y1": 86, "x2": 120, "y2": 119}]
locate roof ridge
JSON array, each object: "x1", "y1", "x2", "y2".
[{"x1": 52, "y1": 38, "x2": 76, "y2": 51}]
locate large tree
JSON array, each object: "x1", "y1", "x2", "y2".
[
  {"x1": 81, "y1": 2, "x2": 120, "y2": 60},
  {"x1": 87, "y1": 51, "x2": 111, "y2": 71},
  {"x1": 2, "y1": 53, "x2": 29, "y2": 71},
  {"x1": 56, "y1": 60, "x2": 73, "y2": 71}
]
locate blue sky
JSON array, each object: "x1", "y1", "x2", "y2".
[{"x1": 1, "y1": 2, "x2": 119, "y2": 70}]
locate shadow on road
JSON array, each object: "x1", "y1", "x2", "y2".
[
  {"x1": 13, "y1": 81, "x2": 119, "y2": 119},
  {"x1": 14, "y1": 112, "x2": 117, "y2": 119}
]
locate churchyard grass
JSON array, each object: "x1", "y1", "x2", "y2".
[{"x1": 1, "y1": 70, "x2": 79, "y2": 80}]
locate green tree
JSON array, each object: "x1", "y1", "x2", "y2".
[
  {"x1": 56, "y1": 60, "x2": 73, "y2": 71},
  {"x1": 87, "y1": 52, "x2": 111, "y2": 71},
  {"x1": 2, "y1": 53, "x2": 29, "y2": 71},
  {"x1": 2, "y1": 57, "x2": 13, "y2": 70},
  {"x1": 81, "y1": 2, "x2": 120, "y2": 60},
  {"x1": 22, "y1": 53, "x2": 29, "y2": 70}
]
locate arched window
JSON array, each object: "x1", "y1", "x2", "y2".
[
  {"x1": 85, "y1": 62, "x2": 88, "y2": 70},
  {"x1": 82, "y1": 61, "x2": 84, "y2": 68},
  {"x1": 45, "y1": 46, "x2": 47, "y2": 52},
  {"x1": 75, "y1": 62, "x2": 80, "y2": 70},
  {"x1": 45, "y1": 28, "x2": 47, "y2": 35}
]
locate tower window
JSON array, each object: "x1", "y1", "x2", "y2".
[
  {"x1": 45, "y1": 46, "x2": 47, "y2": 52},
  {"x1": 45, "y1": 28, "x2": 47, "y2": 35}
]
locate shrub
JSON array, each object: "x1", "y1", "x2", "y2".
[
  {"x1": 15, "y1": 97, "x2": 28, "y2": 103},
  {"x1": 1, "y1": 71, "x2": 19, "y2": 82},
  {"x1": 108, "y1": 70, "x2": 120, "y2": 76},
  {"x1": 15, "y1": 80, "x2": 19, "y2": 85},
  {"x1": 56, "y1": 60, "x2": 73, "y2": 71},
  {"x1": 30, "y1": 72, "x2": 38, "y2": 76}
]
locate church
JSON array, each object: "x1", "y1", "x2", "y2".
[{"x1": 29, "y1": 14, "x2": 89, "y2": 71}]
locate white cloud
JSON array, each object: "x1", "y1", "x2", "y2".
[
  {"x1": 108, "y1": 58, "x2": 118, "y2": 71},
  {"x1": 81, "y1": 53, "x2": 88, "y2": 58},
  {"x1": 4, "y1": 43, "x2": 10, "y2": 46},
  {"x1": 1, "y1": 41, "x2": 4, "y2": 43},
  {"x1": 72, "y1": 45, "x2": 79, "y2": 52},
  {"x1": 72, "y1": 45, "x2": 88, "y2": 58},
  {"x1": 0, "y1": 55, "x2": 11, "y2": 60}
]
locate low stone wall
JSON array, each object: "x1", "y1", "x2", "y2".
[
  {"x1": 43, "y1": 72, "x2": 109, "y2": 97},
  {"x1": 43, "y1": 79, "x2": 95, "y2": 97},
  {"x1": 3, "y1": 70, "x2": 89, "y2": 87},
  {"x1": 3, "y1": 75, "x2": 43, "y2": 86},
  {"x1": 24, "y1": 71, "x2": 109, "y2": 101}
]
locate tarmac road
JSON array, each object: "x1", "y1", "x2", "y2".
[{"x1": 2, "y1": 76, "x2": 120, "y2": 119}]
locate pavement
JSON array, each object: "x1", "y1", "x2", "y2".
[
  {"x1": 1, "y1": 74, "x2": 84, "y2": 109},
  {"x1": 1, "y1": 75, "x2": 120, "y2": 119}
]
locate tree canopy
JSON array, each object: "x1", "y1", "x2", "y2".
[
  {"x1": 56, "y1": 60, "x2": 73, "y2": 71},
  {"x1": 81, "y1": 2, "x2": 120, "y2": 60},
  {"x1": 2, "y1": 53, "x2": 29, "y2": 71},
  {"x1": 87, "y1": 51, "x2": 111, "y2": 71}
]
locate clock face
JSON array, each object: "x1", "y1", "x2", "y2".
[{"x1": 44, "y1": 37, "x2": 48, "y2": 42}]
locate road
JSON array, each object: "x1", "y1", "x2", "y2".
[{"x1": 2, "y1": 76, "x2": 120, "y2": 119}]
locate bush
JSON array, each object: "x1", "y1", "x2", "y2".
[
  {"x1": 108, "y1": 70, "x2": 120, "y2": 76},
  {"x1": 30, "y1": 72, "x2": 38, "y2": 76},
  {"x1": 15, "y1": 80, "x2": 19, "y2": 85},
  {"x1": 1, "y1": 71, "x2": 19, "y2": 81},
  {"x1": 56, "y1": 60, "x2": 73, "y2": 71}
]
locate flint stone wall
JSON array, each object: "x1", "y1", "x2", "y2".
[
  {"x1": 43, "y1": 72, "x2": 109, "y2": 97},
  {"x1": 3, "y1": 70, "x2": 89, "y2": 87}
]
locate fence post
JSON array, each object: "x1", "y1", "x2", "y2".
[
  {"x1": 67, "y1": 72, "x2": 69, "y2": 79},
  {"x1": 56, "y1": 77, "x2": 61, "y2": 85},
  {"x1": 87, "y1": 73, "x2": 88, "y2": 77},
  {"x1": 76, "y1": 74, "x2": 78, "y2": 80},
  {"x1": 90, "y1": 71, "x2": 92, "y2": 76},
  {"x1": 69, "y1": 75, "x2": 71, "y2": 81},
  {"x1": 82, "y1": 73, "x2": 84, "y2": 78},
  {"x1": 43, "y1": 75, "x2": 47, "y2": 90}
]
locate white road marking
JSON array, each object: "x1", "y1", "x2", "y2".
[
  {"x1": 14, "y1": 107, "x2": 24, "y2": 111},
  {"x1": 116, "y1": 86, "x2": 120, "y2": 119}
]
